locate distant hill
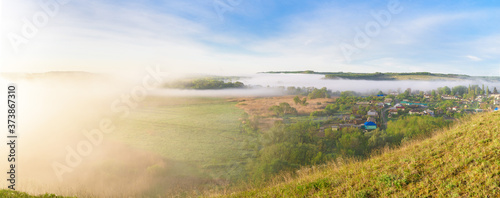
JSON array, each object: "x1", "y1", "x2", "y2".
[
  {"x1": 263, "y1": 71, "x2": 500, "y2": 81},
  {"x1": 225, "y1": 111, "x2": 500, "y2": 197}
]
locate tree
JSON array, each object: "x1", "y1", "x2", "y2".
[
  {"x1": 308, "y1": 87, "x2": 330, "y2": 99},
  {"x1": 269, "y1": 102, "x2": 298, "y2": 117},
  {"x1": 293, "y1": 96, "x2": 308, "y2": 106},
  {"x1": 301, "y1": 97, "x2": 308, "y2": 106},
  {"x1": 452, "y1": 86, "x2": 467, "y2": 96},
  {"x1": 293, "y1": 96, "x2": 301, "y2": 105},
  {"x1": 494, "y1": 87, "x2": 498, "y2": 94}
]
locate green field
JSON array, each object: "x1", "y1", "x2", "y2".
[{"x1": 110, "y1": 97, "x2": 253, "y2": 183}]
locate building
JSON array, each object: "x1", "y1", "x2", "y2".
[
  {"x1": 401, "y1": 101, "x2": 428, "y2": 106},
  {"x1": 367, "y1": 117, "x2": 376, "y2": 123},
  {"x1": 367, "y1": 110, "x2": 379, "y2": 117},
  {"x1": 356, "y1": 101, "x2": 371, "y2": 105},
  {"x1": 364, "y1": 122, "x2": 377, "y2": 130},
  {"x1": 384, "y1": 98, "x2": 393, "y2": 105},
  {"x1": 424, "y1": 109, "x2": 434, "y2": 116},
  {"x1": 339, "y1": 124, "x2": 362, "y2": 130},
  {"x1": 442, "y1": 95, "x2": 458, "y2": 100},
  {"x1": 409, "y1": 109, "x2": 421, "y2": 115},
  {"x1": 490, "y1": 94, "x2": 500, "y2": 100}
]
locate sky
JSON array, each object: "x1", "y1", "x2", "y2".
[{"x1": 1, "y1": 0, "x2": 500, "y2": 76}]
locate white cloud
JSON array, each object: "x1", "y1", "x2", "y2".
[{"x1": 465, "y1": 55, "x2": 482, "y2": 61}]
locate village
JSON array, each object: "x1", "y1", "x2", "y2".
[{"x1": 317, "y1": 89, "x2": 500, "y2": 134}]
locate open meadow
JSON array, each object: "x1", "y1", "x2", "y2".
[{"x1": 108, "y1": 96, "x2": 254, "y2": 190}]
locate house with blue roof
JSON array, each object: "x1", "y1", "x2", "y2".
[{"x1": 364, "y1": 121, "x2": 377, "y2": 130}]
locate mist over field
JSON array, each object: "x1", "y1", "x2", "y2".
[{"x1": 238, "y1": 73, "x2": 500, "y2": 93}]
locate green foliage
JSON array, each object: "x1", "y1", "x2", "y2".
[
  {"x1": 386, "y1": 116, "x2": 451, "y2": 144},
  {"x1": 0, "y1": 190, "x2": 71, "y2": 198},
  {"x1": 165, "y1": 78, "x2": 245, "y2": 89},
  {"x1": 293, "y1": 96, "x2": 309, "y2": 106},
  {"x1": 269, "y1": 102, "x2": 298, "y2": 117},
  {"x1": 308, "y1": 87, "x2": 330, "y2": 99}
]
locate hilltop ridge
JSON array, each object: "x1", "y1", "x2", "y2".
[
  {"x1": 226, "y1": 111, "x2": 500, "y2": 197},
  {"x1": 262, "y1": 71, "x2": 500, "y2": 81}
]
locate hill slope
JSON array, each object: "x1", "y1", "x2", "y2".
[{"x1": 228, "y1": 111, "x2": 500, "y2": 197}]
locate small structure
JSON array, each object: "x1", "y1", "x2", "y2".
[
  {"x1": 409, "y1": 109, "x2": 421, "y2": 115},
  {"x1": 367, "y1": 117, "x2": 376, "y2": 123},
  {"x1": 442, "y1": 95, "x2": 458, "y2": 100},
  {"x1": 364, "y1": 122, "x2": 377, "y2": 130},
  {"x1": 367, "y1": 110, "x2": 379, "y2": 117},
  {"x1": 384, "y1": 98, "x2": 393, "y2": 105},
  {"x1": 424, "y1": 109, "x2": 434, "y2": 116},
  {"x1": 495, "y1": 107, "x2": 499, "y2": 111},
  {"x1": 356, "y1": 101, "x2": 371, "y2": 105}
]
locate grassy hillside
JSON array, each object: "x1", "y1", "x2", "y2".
[{"x1": 226, "y1": 111, "x2": 500, "y2": 197}]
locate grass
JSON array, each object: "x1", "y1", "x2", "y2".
[
  {"x1": 110, "y1": 96, "x2": 253, "y2": 182},
  {"x1": 225, "y1": 111, "x2": 500, "y2": 197},
  {"x1": 0, "y1": 190, "x2": 71, "y2": 198}
]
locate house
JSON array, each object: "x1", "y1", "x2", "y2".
[
  {"x1": 384, "y1": 98, "x2": 393, "y2": 105},
  {"x1": 389, "y1": 109, "x2": 399, "y2": 115},
  {"x1": 331, "y1": 125, "x2": 339, "y2": 131},
  {"x1": 376, "y1": 102, "x2": 385, "y2": 108},
  {"x1": 339, "y1": 124, "x2": 362, "y2": 129},
  {"x1": 424, "y1": 109, "x2": 434, "y2": 116},
  {"x1": 442, "y1": 95, "x2": 458, "y2": 100},
  {"x1": 364, "y1": 122, "x2": 377, "y2": 130},
  {"x1": 395, "y1": 103, "x2": 405, "y2": 109},
  {"x1": 367, "y1": 110, "x2": 379, "y2": 117},
  {"x1": 409, "y1": 109, "x2": 421, "y2": 115},
  {"x1": 424, "y1": 94, "x2": 431, "y2": 99},
  {"x1": 367, "y1": 117, "x2": 376, "y2": 123},
  {"x1": 490, "y1": 94, "x2": 500, "y2": 100},
  {"x1": 350, "y1": 118, "x2": 365, "y2": 125},
  {"x1": 356, "y1": 101, "x2": 371, "y2": 105}
]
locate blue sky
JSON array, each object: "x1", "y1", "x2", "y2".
[{"x1": 1, "y1": 0, "x2": 500, "y2": 76}]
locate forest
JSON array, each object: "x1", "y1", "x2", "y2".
[{"x1": 164, "y1": 78, "x2": 245, "y2": 89}]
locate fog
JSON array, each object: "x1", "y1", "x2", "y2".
[
  {"x1": 237, "y1": 73, "x2": 500, "y2": 94},
  {"x1": 0, "y1": 73, "x2": 222, "y2": 197},
  {"x1": 0, "y1": 72, "x2": 498, "y2": 197}
]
